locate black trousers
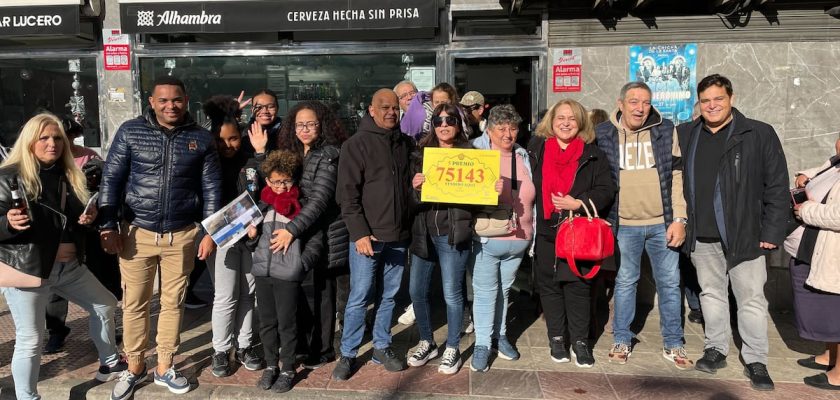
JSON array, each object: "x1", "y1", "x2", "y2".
[
  {"x1": 297, "y1": 267, "x2": 338, "y2": 359},
  {"x1": 536, "y1": 257, "x2": 592, "y2": 343},
  {"x1": 255, "y1": 276, "x2": 299, "y2": 371}
]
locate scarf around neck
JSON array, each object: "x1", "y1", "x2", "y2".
[
  {"x1": 260, "y1": 185, "x2": 301, "y2": 219},
  {"x1": 542, "y1": 137, "x2": 584, "y2": 219}
]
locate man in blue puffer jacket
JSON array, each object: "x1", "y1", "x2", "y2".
[{"x1": 98, "y1": 76, "x2": 222, "y2": 400}]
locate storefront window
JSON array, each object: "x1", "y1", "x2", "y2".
[
  {"x1": 138, "y1": 53, "x2": 436, "y2": 134},
  {"x1": 0, "y1": 57, "x2": 101, "y2": 148}
]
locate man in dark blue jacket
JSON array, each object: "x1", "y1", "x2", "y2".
[
  {"x1": 99, "y1": 76, "x2": 222, "y2": 400},
  {"x1": 678, "y1": 74, "x2": 789, "y2": 391}
]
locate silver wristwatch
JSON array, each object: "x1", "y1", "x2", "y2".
[{"x1": 674, "y1": 217, "x2": 688, "y2": 225}]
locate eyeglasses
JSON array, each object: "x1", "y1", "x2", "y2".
[
  {"x1": 294, "y1": 121, "x2": 320, "y2": 131},
  {"x1": 431, "y1": 115, "x2": 458, "y2": 127},
  {"x1": 464, "y1": 104, "x2": 482, "y2": 112},
  {"x1": 253, "y1": 103, "x2": 277, "y2": 113},
  {"x1": 398, "y1": 91, "x2": 417, "y2": 100},
  {"x1": 267, "y1": 179, "x2": 294, "y2": 188}
]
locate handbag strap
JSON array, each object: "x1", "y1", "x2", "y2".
[{"x1": 567, "y1": 256, "x2": 601, "y2": 280}]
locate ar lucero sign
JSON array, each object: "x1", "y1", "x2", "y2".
[
  {"x1": 0, "y1": 5, "x2": 80, "y2": 35},
  {"x1": 120, "y1": 0, "x2": 438, "y2": 34}
]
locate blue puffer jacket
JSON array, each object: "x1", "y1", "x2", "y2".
[{"x1": 99, "y1": 108, "x2": 222, "y2": 233}]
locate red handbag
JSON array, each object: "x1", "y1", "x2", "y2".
[{"x1": 555, "y1": 199, "x2": 615, "y2": 279}]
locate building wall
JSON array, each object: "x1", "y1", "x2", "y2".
[{"x1": 546, "y1": 41, "x2": 840, "y2": 184}]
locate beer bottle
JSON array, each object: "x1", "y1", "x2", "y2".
[{"x1": 11, "y1": 176, "x2": 26, "y2": 211}]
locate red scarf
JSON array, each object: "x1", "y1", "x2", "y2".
[
  {"x1": 260, "y1": 185, "x2": 301, "y2": 219},
  {"x1": 542, "y1": 137, "x2": 584, "y2": 219}
]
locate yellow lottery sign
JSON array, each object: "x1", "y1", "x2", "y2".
[{"x1": 421, "y1": 147, "x2": 500, "y2": 206}]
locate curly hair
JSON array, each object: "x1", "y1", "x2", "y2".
[
  {"x1": 277, "y1": 101, "x2": 347, "y2": 155},
  {"x1": 202, "y1": 95, "x2": 241, "y2": 136},
  {"x1": 260, "y1": 150, "x2": 301, "y2": 180}
]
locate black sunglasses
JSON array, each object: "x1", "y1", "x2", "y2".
[{"x1": 431, "y1": 115, "x2": 458, "y2": 127}]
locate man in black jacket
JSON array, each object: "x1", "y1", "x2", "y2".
[
  {"x1": 332, "y1": 89, "x2": 414, "y2": 380},
  {"x1": 99, "y1": 76, "x2": 222, "y2": 399},
  {"x1": 678, "y1": 74, "x2": 789, "y2": 391}
]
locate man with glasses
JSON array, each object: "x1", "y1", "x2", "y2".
[
  {"x1": 394, "y1": 80, "x2": 418, "y2": 118},
  {"x1": 460, "y1": 90, "x2": 487, "y2": 138},
  {"x1": 333, "y1": 89, "x2": 414, "y2": 380}
]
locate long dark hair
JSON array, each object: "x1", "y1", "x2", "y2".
[
  {"x1": 277, "y1": 101, "x2": 347, "y2": 155},
  {"x1": 203, "y1": 95, "x2": 241, "y2": 136},
  {"x1": 417, "y1": 103, "x2": 470, "y2": 149}
]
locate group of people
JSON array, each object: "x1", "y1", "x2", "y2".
[{"x1": 0, "y1": 71, "x2": 838, "y2": 400}]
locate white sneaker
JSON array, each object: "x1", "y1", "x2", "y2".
[
  {"x1": 464, "y1": 319, "x2": 474, "y2": 334},
  {"x1": 398, "y1": 304, "x2": 416, "y2": 325}
]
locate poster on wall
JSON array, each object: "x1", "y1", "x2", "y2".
[
  {"x1": 628, "y1": 43, "x2": 697, "y2": 124},
  {"x1": 552, "y1": 48, "x2": 582, "y2": 92},
  {"x1": 103, "y1": 29, "x2": 131, "y2": 71}
]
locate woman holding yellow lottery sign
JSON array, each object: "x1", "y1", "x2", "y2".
[{"x1": 406, "y1": 103, "x2": 501, "y2": 375}]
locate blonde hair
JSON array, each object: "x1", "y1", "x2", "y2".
[
  {"x1": 534, "y1": 99, "x2": 595, "y2": 144},
  {"x1": 1, "y1": 113, "x2": 89, "y2": 204}
]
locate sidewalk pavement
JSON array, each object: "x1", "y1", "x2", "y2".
[{"x1": 1, "y1": 286, "x2": 838, "y2": 400}]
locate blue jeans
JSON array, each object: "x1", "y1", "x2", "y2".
[
  {"x1": 470, "y1": 238, "x2": 530, "y2": 348},
  {"x1": 1, "y1": 259, "x2": 119, "y2": 400},
  {"x1": 613, "y1": 224, "x2": 684, "y2": 349},
  {"x1": 340, "y1": 240, "x2": 407, "y2": 357},
  {"x1": 409, "y1": 235, "x2": 469, "y2": 349}
]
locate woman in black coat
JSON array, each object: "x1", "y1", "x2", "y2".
[
  {"x1": 267, "y1": 100, "x2": 348, "y2": 368},
  {"x1": 527, "y1": 99, "x2": 616, "y2": 368}
]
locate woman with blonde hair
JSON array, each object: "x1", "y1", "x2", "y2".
[
  {"x1": 527, "y1": 99, "x2": 616, "y2": 367},
  {"x1": 0, "y1": 113, "x2": 125, "y2": 400}
]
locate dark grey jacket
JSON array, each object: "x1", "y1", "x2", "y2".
[{"x1": 250, "y1": 206, "x2": 324, "y2": 282}]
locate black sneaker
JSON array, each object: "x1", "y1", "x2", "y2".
[
  {"x1": 407, "y1": 340, "x2": 439, "y2": 367},
  {"x1": 570, "y1": 340, "x2": 594, "y2": 368},
  {"x1": 687, "y1": 309, "x2": 704, "y2": 324},
  {"x1": 96, "y1": 357, "x2": 129, "y2": 382},
  {"x1": 744, "y1": 363, "x2": 775, "y2": 391},
  {"x1": 236, "y1": 346, "x2": 266, "y2": 371},
  {"x1": 212, "y1": 351, "x2": 230, "y2": 378},
  {"x1": 372, "y1": 347, "x2": 407, "y2": 372},
  {"x1": 303, "y1": 354, "x2": 334, "y2": 370},
  {"x1": 332, "y1": 356, "x2": 355, "y2": 381},
  {"x1": 549, "y1": 336, "x2": 570, "y2": 363},
  {"x1": 272, "y1": 370, "x2": 295, "y2": 393},
  {"x1": 44, "y1": 327, "x2": 70, "y2": 354},
  {"x1": 695, "y1": 348, "x2": 727, "y2": 374},
  {"x1": 257, "y1": 366, "x2": 278, "y2": 390},
  {"x1": 184, "y1": 292, "x2": 208, "y2": 309}
]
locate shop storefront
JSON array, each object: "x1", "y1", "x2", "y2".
[
  {"x1": 118, "y1": 0, "x2": 445, "y2": 132},
  {"x1": 0, "y1": 0, "x2": 103, "y2": 148}
]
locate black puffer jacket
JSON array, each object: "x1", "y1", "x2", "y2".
[
  {"x1": 0, "y1": 165, "x2": 87, "y2": 279},
  {"x1": 99, "y1": 108, "x2": 222, "y2": 232},
  {"x1": 409, "y1": 143, "x2": 475, "y2": 259},
  {"x1": 287, "y1": 145, "x2": 348, "y2": 269}
]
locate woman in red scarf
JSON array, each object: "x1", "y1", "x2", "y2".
[{"x1": 526, "y1": 99, "x2": 616, "y2": 368}]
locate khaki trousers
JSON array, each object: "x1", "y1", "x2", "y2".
[{"x1": 119, "y1": 224, "x2": 198, "y2": 366}]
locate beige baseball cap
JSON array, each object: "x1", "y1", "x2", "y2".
[{"x1": 460, "y1": 91, "x2": 485, "y2": 107}]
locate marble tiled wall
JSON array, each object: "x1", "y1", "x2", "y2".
[{"x1": 547, "y1": 41, "x2": 840, "y2": 182}]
